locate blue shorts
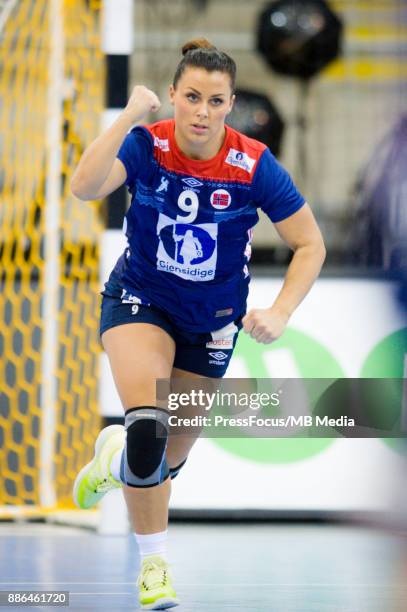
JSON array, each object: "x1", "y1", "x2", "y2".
[{"x1": 100, "y1": 282, "x2": 243, "y2": 378}]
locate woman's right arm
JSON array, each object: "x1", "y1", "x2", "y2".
[{"x1": 70, "y1": 86, "x2": 161, "y2": 201}]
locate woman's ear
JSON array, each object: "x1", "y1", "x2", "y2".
[
  {"x1": 169, "y1": 84, "x2": 175, "y2": 105},
  {"x1": 226, "y1": 93, "x2": 236, "y2": 115}
]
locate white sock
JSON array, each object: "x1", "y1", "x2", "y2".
[
  {"x1": 110, "y1": 448, "x2": 124, "y2": 483},
  {"x1": 134, "y1": 530, "x2": 168, "y2": 560}
]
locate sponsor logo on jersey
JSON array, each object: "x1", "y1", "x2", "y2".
[
  {"x1": 210, "y1": 189, "x2": 231, "y2": 209},
  {"x1": 182, "y1": 177, "x2": 203, "y2": 188},
  {"x1": 225, "y1": 148, "x2": 256, "y2": 173},
  {"x1": 156, "y1": 213, "x2": 218, "y2": 282},
  {"x1": 153, "y1": 136, "x2": 170, "y2": 152},
  {"x1": 156, "y1": 176, "x2": 169, "y2": 193}
]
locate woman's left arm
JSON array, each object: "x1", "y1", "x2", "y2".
[{"x1": 242, "y1": 203, "x2": 326, "y2": 344}]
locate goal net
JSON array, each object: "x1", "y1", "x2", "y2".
[{"x1": 0, "y1": 0, "x2": 104, "y2": 518}]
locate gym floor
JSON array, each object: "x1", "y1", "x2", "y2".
[{"x1": 1, "y1": 521, "x2": 406, "y2": 611}]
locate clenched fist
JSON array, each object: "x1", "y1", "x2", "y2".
[
  {"x1": 242, "y1": 307, "x2": 289, "y2": 344},
  {"x1": 122, "y1": 85, "x2": 161, "y2": 123}
]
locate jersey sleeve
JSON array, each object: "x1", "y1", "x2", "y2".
[
  {"x1": 117, "y1": 126, "x2": 153, "y2": 192},
  {"x1": 251, "y1": 148, "x2": 306, "y2": 222}
]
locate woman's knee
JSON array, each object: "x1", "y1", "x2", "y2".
[{"x1": 123, "y1": 406, "x2": 170, "y2": 487}]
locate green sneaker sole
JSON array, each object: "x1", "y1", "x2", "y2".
[{"x1": 140, "y1": 596, "x2": 180, "y2": 610}]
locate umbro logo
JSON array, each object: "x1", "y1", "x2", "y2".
[
  {"x1": 182, "y1": 177, "x2": 203, "y2": 188},
  {"x1": 208, "y1": 351, "x2": 228, "y2": 361}
]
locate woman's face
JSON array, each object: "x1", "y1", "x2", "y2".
[{"x1": 169, "y1": 67, "x2": 234, "y2": 151}]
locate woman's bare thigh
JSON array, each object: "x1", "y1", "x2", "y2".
[{"x1": 101, "y1": 323, "x2": 176, "y2": 409}]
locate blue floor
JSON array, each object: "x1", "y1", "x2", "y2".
[{"x1": 0, "y1": 522, "x2": 406, "y2": 611}]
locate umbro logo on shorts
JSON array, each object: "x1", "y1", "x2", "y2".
[{"x1": 209, "y1": 351, "x2": 227, "y2": 365}]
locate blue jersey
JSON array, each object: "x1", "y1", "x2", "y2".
[{"x1": 109, "y1": 119, "x2": 305, "y2": 333}]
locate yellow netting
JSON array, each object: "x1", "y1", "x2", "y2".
[{"x1": 0, "y1": 0, "x2": 104, "y2": 514}]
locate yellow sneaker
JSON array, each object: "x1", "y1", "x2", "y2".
[
  {"x1": 73, "y1": 424, "x2": 125, "y2": 509},
  {"x1": 137, "y1": 555, "x2": 179, "y2": 610}
]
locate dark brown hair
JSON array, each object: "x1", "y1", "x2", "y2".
[{"x1": 173, "y1": 37, "x2": 236, "y2": 93}]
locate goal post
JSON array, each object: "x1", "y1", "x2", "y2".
[{"x1": 0, "y1": 0, "x2": 104, "y2": 518}]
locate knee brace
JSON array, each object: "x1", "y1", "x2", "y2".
[
  {"x1": 169, "y1": 458, "x2": 187, "y2": 480},
  {"x1": 122, "y1": 406, "x2": 170, "y2": 488}
]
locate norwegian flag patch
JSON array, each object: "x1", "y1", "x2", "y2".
[{"x1": 210, "y1": 189, "x2": 231, "y2": 210}]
